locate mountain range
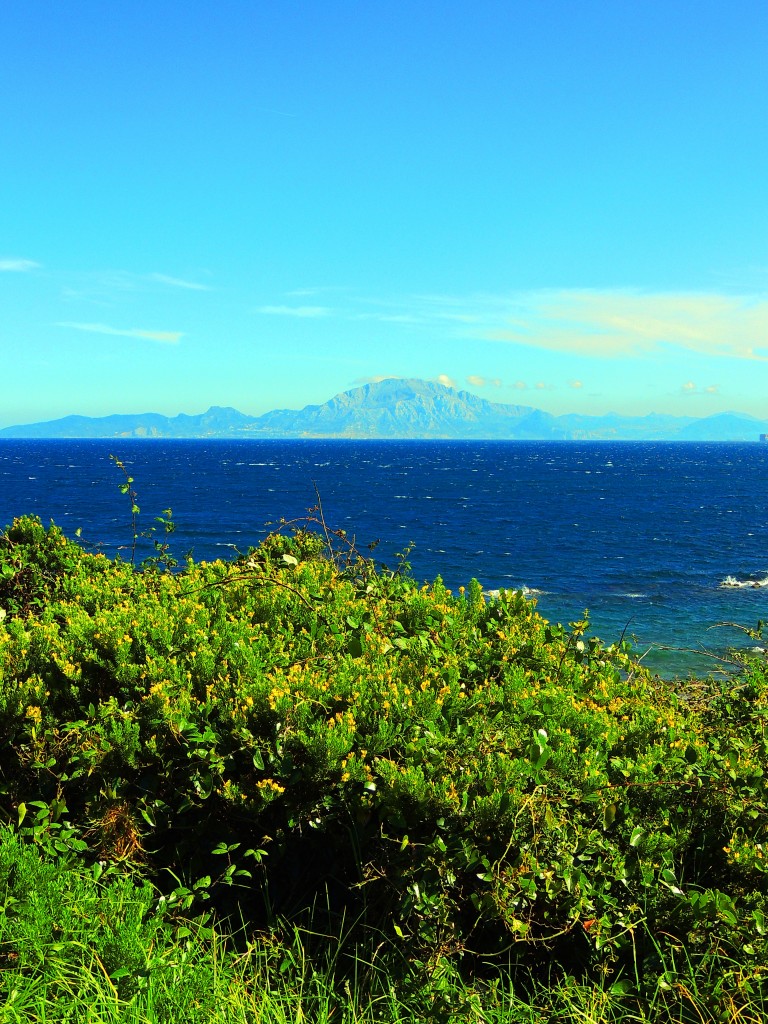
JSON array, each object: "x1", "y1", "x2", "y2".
[{"x1": 2, "y1": 378, "x2": 767, "y2": 442}]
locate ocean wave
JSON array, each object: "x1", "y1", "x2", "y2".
[
  {"x1": 719, "y1": 574, "x2": 768, "y2": 589},
  {"x1": 484, "y1": 585, "x2": 547, "y2": 599}
]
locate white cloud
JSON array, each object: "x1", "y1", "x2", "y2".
[
  {"x1": 466, "y1": 374, "x2": 486, "y2": 387},
  {"x1": 569, "y1": 379, "x2": 584, "y2": 389},
  {"x1": 486, "y1": 289, "x2": 768, "y2": 362},
  {"x1": 681, "y1": 381, "x2": 719, "y2": 396},
  {"x1": 364, "y1": 289, "x2": 768, "y2": 368},
  {"x1": 0, "y1": 258, "x2": 40, "y2": 272},
  {"x1": 353, "y1": 374, "x2": 402, "y2": 385},
  {"x1": 152, "y1": 273, "x2": 211, "y2": 291},
  {"x1": 436, "y1": 373, "x2": 456, "y2": 388},
  {"x1": 56, "y1": 322, "x2": 182, "y2": 344},
  {"x1": 257, "y1": 305, "x2": 331, "y2": 318}
]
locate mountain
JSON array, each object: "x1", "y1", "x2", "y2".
[
  {"x1": 675, "y1": 411, "x2": 767, "y2": 442},
  {"x1": 254, "y1": 378, "x2": 543, "y2": 438},
  {"x1": 0, "y1": 406, "x2": 258, "y2": 439},
  {"x1": 2, "y1": 379, "x2": 767, "y2": 441}
]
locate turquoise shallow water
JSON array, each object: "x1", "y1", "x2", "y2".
[{"x1": 2, "y1": 438, "x2": 768, "y2": 678}]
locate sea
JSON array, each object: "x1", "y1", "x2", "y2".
[{"x1": 2, "y1": 438, "x2": 768, "y2": 680}]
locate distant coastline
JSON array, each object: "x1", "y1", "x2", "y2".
[{"x1": 3, "y1": 377, "x2": 767, "y2": 442}]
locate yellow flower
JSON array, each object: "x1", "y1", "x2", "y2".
[{"x1": 257, "y1": 779, "x2": 285, "y2": 795}]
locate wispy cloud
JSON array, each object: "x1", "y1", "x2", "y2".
[
  {"x1": 257, "y1": 305, "x2": 332, "y2": 318},
  {"x1": 57, "y1": 269, "x2": 210, "y2": 305},
  {"x1": 353, "y1": 374, "x2": 402, "y2": 385},
  {"x1": 0, "y1": 258, "x2": 40, "y2": 272},
  {"x1": 152, "y1": 273, "x2": 211, "y2": 291},
  {"x1": 348, "y1": 289, "x2": 768, "y2": 366},
  {"x1": 466, "y1": 375, "x2": 502, "y2": 388},
  {"x1": 681, "y1": 381, "x2": 719, "y2": 396},
  {"x1": 485, "y1": 290, "x2": 768, "y2": 361},
  {"x1": 436, "y1": 373, "x2": 457, "y2": 388},
  {"x1": 56, "y1": 322, "x2": 182, "y2": 344}
]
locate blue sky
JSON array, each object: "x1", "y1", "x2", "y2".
[{"x1": 2, "y1": 0, "x2": 767, "y2": 427}]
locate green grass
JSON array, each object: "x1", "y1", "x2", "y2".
[{"x1": 2, "y1": 830, "x2": 767, "y2": 1024}]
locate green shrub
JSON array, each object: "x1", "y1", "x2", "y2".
[{"x1": 1, "y1": 513, "x2": 767, "y2": 1003}]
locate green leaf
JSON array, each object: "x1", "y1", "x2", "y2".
[
  {"x1": 347, "y1": 634, "x2": 364, "y2": 658},
  {"x1": 610, "y1": 979, "x2": 634, "y2": 996}
]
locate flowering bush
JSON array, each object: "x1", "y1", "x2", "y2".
[{"x1": 1, "y1": 515, "x2": 767, "y2": 990}]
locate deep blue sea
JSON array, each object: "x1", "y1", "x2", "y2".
[{"x1": 2, "y1": 438, "x2": 768, "y2": 679}]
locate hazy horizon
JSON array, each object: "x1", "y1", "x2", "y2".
[
  {"x1": 3, "y1": 376, "x2": 768, "y2": 439},
  {"x1": 2, "y1": 2, "x2": 767, "y2": 429}
]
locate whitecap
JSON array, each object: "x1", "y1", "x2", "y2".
[
  {"x1": 484, "y1": 585, "x2": 546, "y2": 598},
  {"x1": 719, "y1": 574, "x2": 768, "y2": 589}
]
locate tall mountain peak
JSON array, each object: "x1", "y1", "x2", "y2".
[{"x1": 2, "y1": 378, "x2": 767, "y2": 441}]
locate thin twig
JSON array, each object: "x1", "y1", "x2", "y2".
[
  {"x1": 181, "y1": 568, "x2": 317, "y2": 610},
  {"x1": 312, "y1": 481, "x2": 335, "y2": 562}
]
